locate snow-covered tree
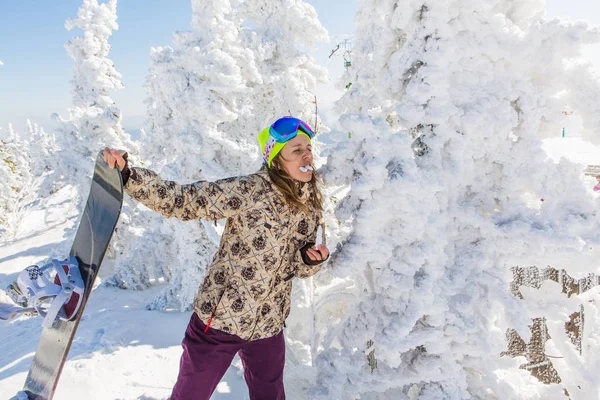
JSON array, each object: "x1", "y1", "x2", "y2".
[
  {"x1": 237, "y1": 0, "x2": 329, "y2": 135},
  {"x1": 23, "y1": 119, "x2": 59, "y2": 197},
  {"x1": 312, "y1": 1, "x2": 600, "y2": 399},
  {"x1": 53, "y1": 0, "x2": 134, "y2": 191},
  {"x1": 0, "y1": 124, "x2": 33, "y2": 238}
]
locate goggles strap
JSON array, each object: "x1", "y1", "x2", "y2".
[{"x1": 263, "y1": 136, "x2": 277, "y2": 165}]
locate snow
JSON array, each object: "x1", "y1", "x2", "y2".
[
  {"x1": 2, "y1": 137, "x2": 600, "y2": 399},
  {"x1": 4, "y1": 0, "x2": 600, "y2": 399}
]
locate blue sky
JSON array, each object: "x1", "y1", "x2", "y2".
[{"x1": 0, "y1": 0, "x2": 598, "y2": 133}]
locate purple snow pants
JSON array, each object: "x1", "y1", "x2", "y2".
[{"x1": 169, "y1": 312, "x2": 286, "y2": 400}]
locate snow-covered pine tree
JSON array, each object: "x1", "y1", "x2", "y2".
[
  {"x1": 24, "y1": 120, "x2": 56, "y2": 176},
  {"x1": 53, "y1": 0, "x2": 133, "y2": 193},
  {"x1": 0, "y1": 124, "x2": 33, "y2": 238},
  {"x1": 107, "y1": 0, "x2": 264, "y2": 310},
  {"x1": 313, "y1": 1, "x2": 600, "y2": 399},
  {"x1": 23, "y1": 119, "x2": 59, "y2": 198},
  {"x1": 237, "y1": 0, "x2": 329, "y2": 134}
]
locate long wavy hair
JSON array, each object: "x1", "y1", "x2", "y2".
[{"x1": 268, "y1": 156, "x2": 323, "y2": 213}]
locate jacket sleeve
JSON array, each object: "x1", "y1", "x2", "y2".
[
  {"x1": 124, "y1": 166, "x2": 254, "y2": 221},
  {"x1": 290, "y1": 221, "x2": 328, "y2": 280}
]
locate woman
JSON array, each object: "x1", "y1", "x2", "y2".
[{"x1": 103, "y1": 116, "x2": 329, "y2": 400}]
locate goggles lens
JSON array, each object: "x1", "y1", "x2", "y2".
[{"x1": 269, "y1": 116, "x2": 315, "y2": 143}]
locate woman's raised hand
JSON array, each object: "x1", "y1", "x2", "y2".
[
  {"x1": 103, "y1": 147, "x2": 128, "y2": 171},
  {"x1": 306, "y1": 244, "x2": 329, "y2": 262}
]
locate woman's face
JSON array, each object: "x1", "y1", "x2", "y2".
[{"x1": 275, "y1": 134, "x2": 313, "y2": 182}]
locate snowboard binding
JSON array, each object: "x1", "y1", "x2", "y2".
[{"x1": 3, "y1": 257, "x2": 84, "y2": 327}]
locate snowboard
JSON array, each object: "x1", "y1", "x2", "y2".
[{"x1": 11, "y1": 151, "x2": 123, "y2": 400}]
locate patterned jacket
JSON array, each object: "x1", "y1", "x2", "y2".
[{"x1": 123, "y1": 166, "x2": 324, "y2": 340}]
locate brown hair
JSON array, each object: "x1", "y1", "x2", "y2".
[{"x1": 268, "y1": 156, "x2": 323, "y2": 213}]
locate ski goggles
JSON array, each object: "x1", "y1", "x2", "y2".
[{"x1": 269, "y1": 116, "x2": 315, "y2": 143}]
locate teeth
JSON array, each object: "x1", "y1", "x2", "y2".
[{"x1": 299, "y1": 165, "x2": 313, "y2": 173}]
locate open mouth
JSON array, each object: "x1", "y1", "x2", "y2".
[{"x1": 299, "y1": 165, "x2": 313, "y2": 173}]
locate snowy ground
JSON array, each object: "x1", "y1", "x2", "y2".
[{"x1": 1, "y1": 137, "x2": 600, "y2": 399}]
